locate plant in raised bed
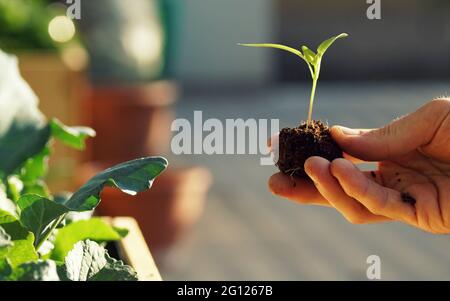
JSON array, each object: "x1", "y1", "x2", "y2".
[
  {"x1": 0, "y1": 50, "x2": 167, "y2": 281},
  {"x1": 239, "y1": 33, "x2": 348, "y2": 178}
]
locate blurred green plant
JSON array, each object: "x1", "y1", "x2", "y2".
[
  {"x1": 0, "y1": 0, "x2": 67, "y2": 51},
  {"x1": 0, "y1": 51, "x2": 168, "y2": 281}
]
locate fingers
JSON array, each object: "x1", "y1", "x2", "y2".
[
  {"x1": 330, "y1": 158, "x2": 417, "y2": 225},
  {"x1": 304, "y1": 157, "x2": 390, "y2": 224},
  {"x1": 267, "y1": 132, "x2": 279, "y2": 152},
  {"x1": 331, "y1": 99, "x2": 450, "y2": 161},
  {"x1": 268, "y1": 172, "x2": 330, "y2": 206}
]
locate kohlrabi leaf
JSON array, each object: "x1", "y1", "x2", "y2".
[
  {"x1": 21, "y1": 180, "x2": 51, "y2": 199},
  {"x1": 51, "y1": 218, "x2": 127, "y2": 262},
  {"x1": 89, "y1": 255, "x2": 138, "y2": 281},
  {"x1": 0, "y1": 258, "x2": 12, "y2": 280},
  {"x1": 0, "y1": 189, "x2": 17, "y2": 221},
  {"x1": 60, "y1": 240, "x2": 137, "y2": 281},
  {"x1": 0, "y1": 226, "x2": 12, "y2": 248},
  {"x1": 317, "y1": 33, "x2": 348, "y2": 56},
  {"x1": 0, "y1": 227, "x2": 38, "y2": 268},
  {"x1": 11, "y1": 260, "x2": 60, "y2": 281},
  {"x1": 18, "y1": 194, "x2": 68, "y2": 246},
  {"x1": 301, "y1": 46, "x2": 317, "y2": 66},
  {"x1": 50, "y1": 118, "x2": 96, "y2": 150},
  {"x1": 0, "y1": 209, "x2": 17, "y2": 225},
  {"x1": 0, "y1": 124, "x2": 50, "y2": 178},
  {"x1": 0, "y1": 51, "x2": 51, "y2": 177},
  {"x1": 62, "y1": 157, "x2": 168, "y2": 212},
  {"x1": 6, "y1": 176, "x2": 23, "y2": 202},
  {"x1": 19, "y1": 146, "x2": 50, "y2": 184}
]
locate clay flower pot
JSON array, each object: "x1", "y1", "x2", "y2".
[{"x1": 83, "y1": 81, "x2": 178, "y2": 162}]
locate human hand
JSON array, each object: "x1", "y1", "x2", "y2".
[{"x1": 269, "y1": 99, "x2": 450, "y2": 234}]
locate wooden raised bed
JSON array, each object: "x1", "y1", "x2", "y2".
[{"x1": 104, "y1": 217, "x2": 162, "y2": 281}]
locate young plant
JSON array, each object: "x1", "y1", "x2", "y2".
[
  {"x1": 239, "y1": 33, "x2": 348, "y2": 125},
  {"x1": 0, "y1": 50, "x2": 168, "y2": 281}
]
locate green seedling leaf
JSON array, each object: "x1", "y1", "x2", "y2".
[
  {"x1": 60, "y1": 240, "x2": 137, "y2": 281},
  {"x1": 18, "y1": 194, "x2": 68, "y2": 246},
  {"x1": 240, "y1": 33, "x2": 348, "y2": 124},
  {"x1": 238, "y1": 43, "x2": 305, "y2": 60},
  {"x1": 50, "y1": 118, "x2": 96, "y2": 150},
  {"x1": 62, "y1": 157, "x2": 168, "y2": 212},
  {"x1": 10, "y1": 260, "x2": 60, "y2": 281},
  {"x1": 317, "y1": 33, "x2": 348, "y2": 56},
  {"x1": 301, "y1": 46, "x2": 317, "y2": 66},
  {"x1": 51, "y1": 218, "x2": 127, "y2": 262}
]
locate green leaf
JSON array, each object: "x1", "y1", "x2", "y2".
[
  {"x1": 0, "y1": 196, "x2": 41, "y2": 268},
  {"x1": 6, "y1": 176, "x2": 23, "y2": 202},
  {"x1": 19, "y1": 146, "x2": 50, "y2": 184},
  {"x1": 62, "y1": 157, "x2": 168, "y2": 212},
  {"x1": 0, "y1": 228, "x2": 38, "y2": 268},
  {"x1": 0, "y1": 120, "x2": 50, "y2": 177},
  {"x1": 50, "y1": 118, "x2": 96, "y2": 150},
  {"x1": 60, "y1": 240, "x2": 137, "y2": 281},
  {"x1": 89, "y1": 255, "x2": 138, "y2": 281},
  {"x1": 0, "y1": 258, "x2": 12, "y2": 280},
  {"x1": 12, "y1": 260, "x2": 60, "y2": 281},
  {"x1": 0, "y1": 226, "x2": 12, "y2": 248},
  {"x1": 0, "y1": 51, "x2": 51, "y2": 176},
  {"x1": 0, "y1": 190, "x2": 18, "y2": 221},
  {"x1": 21, "y1": 180, "x2": 51, "y2": 199},
  {"x1": 317, "y1": 33, "x2": 348, "y2": 56},
  {"x1": 51, "y1": 218, "x2": 127, "y2": 262},
  {"x1": 238, "y1": 43, "x2": 306, "y2": 60},
  {"x1": 18, "y1": 194, "x2": 68, "y2": 246},
  {"x1": 301, "y1": 46, "x2": 317, "y2": 66}
]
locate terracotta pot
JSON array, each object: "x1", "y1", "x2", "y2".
[
  {"x1": 83, "y1": 81, "x2": 178, "y2": 162},
  {"x1": 76, "y1": 162, "x2": 212, "y2": 251}
]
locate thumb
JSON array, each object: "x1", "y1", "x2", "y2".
[{"x1": 330, "y1": 99, "x2": 450, "y2": 161}]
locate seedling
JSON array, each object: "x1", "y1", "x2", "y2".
[
  {"x1": 239, "y1": 33, "x2": 348, "y2": 126},
  {"x1": 239, "y1": 33, "x2": 348, "y2": 178}
]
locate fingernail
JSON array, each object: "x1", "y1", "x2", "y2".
[
  {"x1": 336, "y1": 126, "x2": 360, "y2": 136},
  {"x1": 333, "y1": 158, "x2": 357, "y2": 172}
]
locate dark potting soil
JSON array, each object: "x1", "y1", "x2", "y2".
[{"x1": 277, "y1": 120, "x2": 343, "y2": 179}]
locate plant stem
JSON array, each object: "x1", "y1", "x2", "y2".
[
  {"x1": 307, "y1": 76, "x2": 318, "y2": 126},
  {"x1": 35, "y1": 213, "x2": 67, "y2": 251}
]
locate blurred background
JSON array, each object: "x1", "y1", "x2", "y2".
[{"x1": 1, "y1": 0, "x2": 449, "y2": 280}]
